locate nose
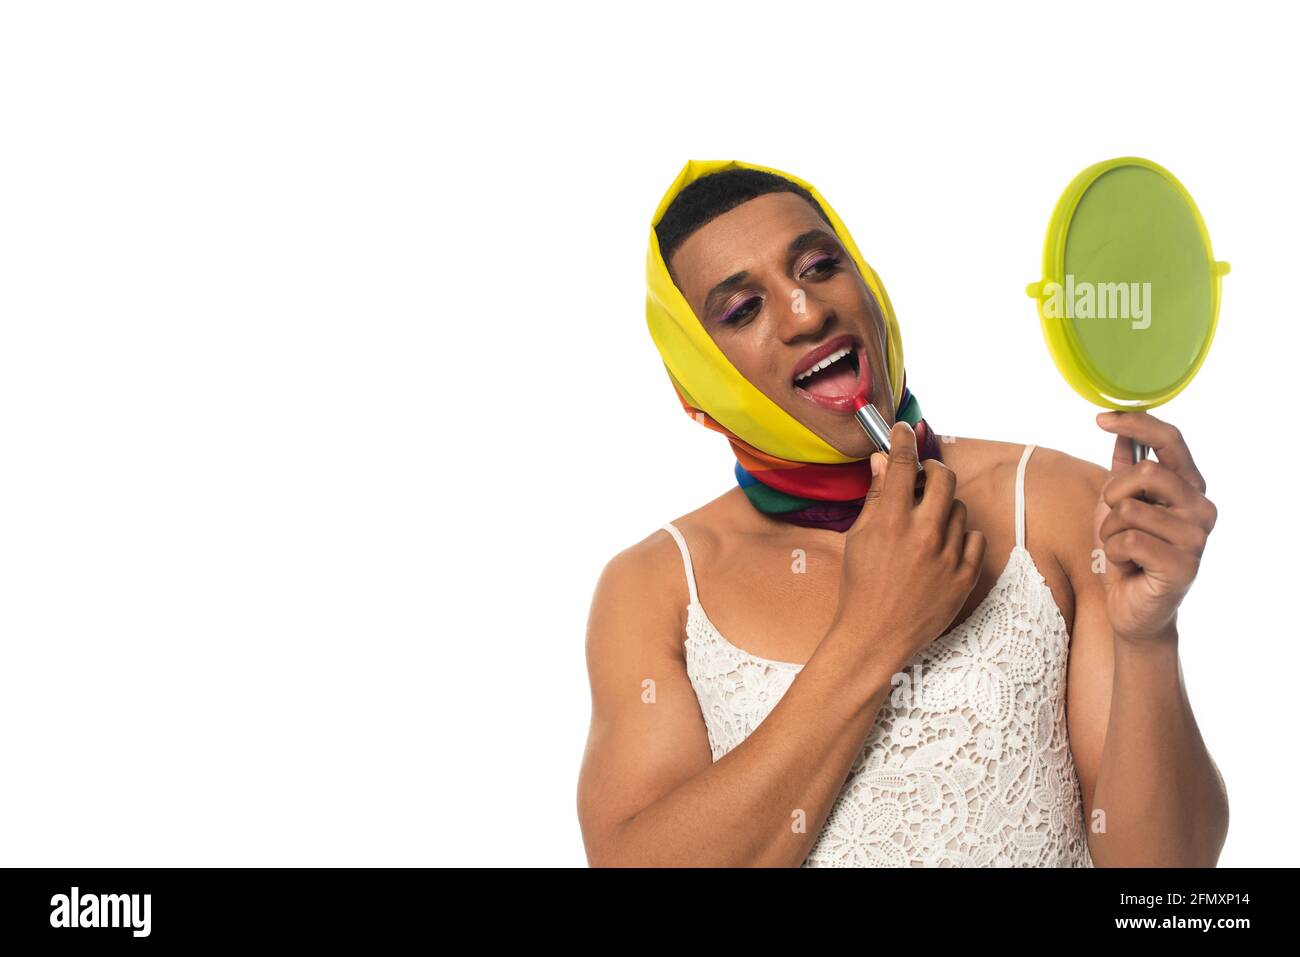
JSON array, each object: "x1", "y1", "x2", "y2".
[{"x1": 776, "y1": 279, "x2": 835, "y2": 342}]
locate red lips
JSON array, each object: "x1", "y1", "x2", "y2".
[{"x1": 791, "y1": 334, "x2": 872, "y2": 414}]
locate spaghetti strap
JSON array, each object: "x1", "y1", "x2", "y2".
[
  {"x1": 1015, "y1": 445, "x2": 1036, "y2": 548},
  {"x1": 661, "y1": 522, "x2": 699, "y2": 605}
]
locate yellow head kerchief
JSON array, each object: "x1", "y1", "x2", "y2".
[{"x1": 645, "y1": 159, "x2": 905, "y2": 465}]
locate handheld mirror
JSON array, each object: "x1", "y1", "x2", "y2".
[{"x1": 1026, "y1": 157, "x2": 1229, "y2": 462}]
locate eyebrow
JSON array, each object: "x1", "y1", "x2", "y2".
[{"x1": 702, "y1": 228, "x2": 841, "y2": 316}]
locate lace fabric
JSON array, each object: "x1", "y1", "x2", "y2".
[{"x1": 665, "y1": 445, "x2": 1096, "y2": 867}]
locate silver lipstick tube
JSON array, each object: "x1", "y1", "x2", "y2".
[{"x1": 854, "y1": 403, "x2": 925, "y2": 473}]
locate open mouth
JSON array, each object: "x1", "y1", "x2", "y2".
[{"x1": 792, "y1": 337, "x2": 870, "y2": 413}]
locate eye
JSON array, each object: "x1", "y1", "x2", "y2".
[
  {"x1": 719, "y1": 295, "x2": 762, "y2": 325},
  {"x1": 799, "y1": 252, "x2": 842, "y2": 279}
]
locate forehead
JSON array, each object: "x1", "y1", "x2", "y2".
[{"x1": 668, "y1": 191, "x2": 832, "y2": 305}]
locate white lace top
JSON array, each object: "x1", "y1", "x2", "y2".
[{"x1": 662, "y1": 444, "x2": 1094, "y2": 867}]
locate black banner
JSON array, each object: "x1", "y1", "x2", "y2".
[{"x1": 0, "y1": 866, "x2": 1286, "y2": 945}]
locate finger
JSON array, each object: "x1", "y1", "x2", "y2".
[
  {"x1": 882, "y1": 420, "x2": 919, "y2": 510},
  {"x1": 1097, "y1": 411, "x2": 1206, "y2": 493},
  {"x1": 1104, "y1": 527, "x2": 1200, "y2": 581},
  {"x1": 959, "y1": 528, "x2": 987, "y2": 579},
  {"x1": 849, "y1": 453, "x2": 891, "y2": 535},
  {"x1": 1108, "y1": 431, "x2": 1144, "y2": 477},
  {"x1": 862, "y1": 452, "x2": 890, "y2": 507},
  {"x1": 1103, "y1": 459, "x2": 1200, "y2": 511},
  {"x1": 1098, "y1": 497, "x2": 1210, "y2": 557},
  {"x1": 941, "y1": 497, "x2": 968, "y2": 566},
  {"x1": 915, "y1": 458, "x2": 956, "y2": 524}
]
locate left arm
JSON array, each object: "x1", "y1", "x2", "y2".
[{"x1": 1056, "y1": 411, "x2": 1229, "y2": 866}]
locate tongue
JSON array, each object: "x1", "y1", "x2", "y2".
[{"x1": 799, "y1": 357, "x2": 857, "y2": 397}]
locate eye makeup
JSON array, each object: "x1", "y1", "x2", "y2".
[
  {"x1": 717, "y1": 294, "x2": 762, "y2": 325},
  {"x1": 715, "y1": 252, "x2": 841, "y2": 324},
  {"x1": 797, "y1": 251, "x2": 841, "y2": 277}
]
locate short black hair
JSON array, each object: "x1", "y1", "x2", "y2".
[{"x1": 655, "y1": 167, "x2": 833, "y2": 274}]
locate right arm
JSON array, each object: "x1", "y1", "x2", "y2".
[
  {"x1": 577, "y1": 555, "x2": 903, "y2": 867},
  {"x1": 576, "y1": 422, "x2": 985, "y2": 867}
]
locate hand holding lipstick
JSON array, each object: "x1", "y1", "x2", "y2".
[{"x1": 828, "y1": 420, "x2": 986, "y2": 679}]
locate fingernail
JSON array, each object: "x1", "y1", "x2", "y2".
[{"x1": 870, "y1": 455, "x2": 883, "y2": 476}]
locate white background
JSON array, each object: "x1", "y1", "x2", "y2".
[{"x1": 1, "y1": 1, "x2": 1295, "y2": 866}]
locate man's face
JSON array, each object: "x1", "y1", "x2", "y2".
[{"x1": 667, "y1": 191, "x2": 894, "y2": 458}]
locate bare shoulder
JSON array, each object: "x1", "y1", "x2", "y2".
[
  {"x1": 947, "y1": 435, "x2": 1105, "y2": 510},
  {"x1": 946, "y1": 436, "x2": 1108, "y2": 588},
  {"x1": 941, "y1": 434, "x2": 1029, "y2": 501},
  {"x1": 587, "y1": 525, "x2": 687, "y2": 665},
  {"x1": 1021, "y1": 444, "x2": 1109, "y2": 581},
  {"x1": 1024, "y1": 444, "x2": 1108, "y2": 505},
  {"x1": 586, "y1": 491, "x2": 735, "y2": 666}
]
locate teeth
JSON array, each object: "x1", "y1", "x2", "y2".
[{"x1": 794, "y1": 346, "x2": 852, "y2": 383}]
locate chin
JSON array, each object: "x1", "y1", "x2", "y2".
[
  {"x1": 783, "y1": 408, "x2": 873, "y2": 460},
  {"x1": 826, "y1": 427, "x2": 875, "y2": 461}
]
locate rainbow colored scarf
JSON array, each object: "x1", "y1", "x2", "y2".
[
  {"x1": 645, "y1": 159, "x2": 942, "y2": 532},
  {"x1": 668, "y1": 372, "x2": 942, "y2": 531}
]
